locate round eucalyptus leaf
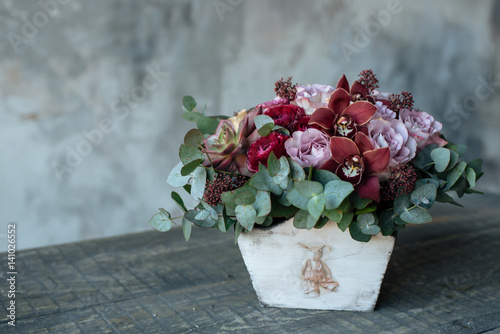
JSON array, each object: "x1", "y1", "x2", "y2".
[{"x1": 430, "y1": 148, "x2": 450, "y2": 173}]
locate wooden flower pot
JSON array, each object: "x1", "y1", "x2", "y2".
[{"x1": 237, "y1": 219, "x2": 396, "y2": 311}]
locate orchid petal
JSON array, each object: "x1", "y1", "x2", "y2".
[
  {"x1": 354, "y1": 132, "x2": 373, "y2": 154},
  {"x1": 309, "y1": 107, "x2": 336, "y2": 129},
  {"x1": 363, "y1": 147, "x2": 390, "y2": 174},
  {"x1": 336, "y1": 75, "x2": 349, "y2": 91},
  {"x1": 350, "y1": 81, "x2": 368, "y2": 97},
  {"x1": 342, "y1": 101, "x2": 377, "y2": 125},
  {"x1": 330, "y1": 136, "x2": 360, "y2": 163},
  {"x1": 355, "y1": 176, "x2": 381, "y2": 202},
  {"x1": 328, "y1": 88, "x2": 351, "y2": 114},
  {"x1": 319, "y1": 158, "x2": 340, "y2": 173}
]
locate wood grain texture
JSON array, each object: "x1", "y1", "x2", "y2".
[{"x1": 1, "y1": 194, "x2": 499, "y2": 333}]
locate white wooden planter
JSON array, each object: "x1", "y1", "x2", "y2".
[{"x1": 238, "y1": 219, "x2": 396, "y2": 311}]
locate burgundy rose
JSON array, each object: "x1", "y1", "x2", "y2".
[
  {"x1": 263, "y1": 104, "x2": 305, "y2": 132},
  {"x1": 247, "y1": 132, "x2": 290, "y2": 173}
]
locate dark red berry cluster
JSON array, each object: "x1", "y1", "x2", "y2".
[
  {"x1": 389, "y1": 91, "x2": 414, "y2": 115},
  {"x1": 381, "y1": 164, "x2": 418, "y2": 201},
  {"x1": 203, "y1": 173, "x2": 249, "y2": 206},
  {"x1": 357, "y1": 69, "x2": 379, "y2": 93},
  {"x1": 274, "y1": 77, "x2": 297, "y2": 101}
]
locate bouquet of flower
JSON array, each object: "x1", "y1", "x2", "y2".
[{"x1": 150, "y1": 70, "x2": 483, "y2": 242}]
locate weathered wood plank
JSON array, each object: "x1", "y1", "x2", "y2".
[{"x1": 0, "y1": 195, "x2": 499, "y2": 333}]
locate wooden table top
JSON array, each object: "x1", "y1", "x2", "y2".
[{"x1": 1, "y1": 194, "x2": 500, "y2": 333}]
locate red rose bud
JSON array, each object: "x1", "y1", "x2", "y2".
[
  {"x1": 263, "y1": 104, "x2": 305, "y2": 132},
  {"x1": 247, "y1": 132, "x2": 290, "y2": 173}
]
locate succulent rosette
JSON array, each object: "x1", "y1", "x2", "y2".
[
  {"x1": 399, "y1": 109, "x2": 447, "y2": 149},
  {"x1": 285, "y1": 128, "x2": 332, "y2": 168},
  {"x1": 367, "y1": 118, "x2": 417, "y2": 168},
  {"x1": 321, "y1": 132, "x2": 390, "y2": 202},
  {"x1": 203, "y1": 108, "x2": 261, "y2": 176}
]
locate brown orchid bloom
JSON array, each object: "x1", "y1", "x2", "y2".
[
  {"x1": 309, "y1": 75, "x2": 377, "y2": 139},
  {"x1": 320, "y1": 132, "x2": 390, "y2": 202}
]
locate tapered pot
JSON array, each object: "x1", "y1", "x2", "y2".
[{"x1": 238, "y1": 219, "x2": 396, "y2": 311}]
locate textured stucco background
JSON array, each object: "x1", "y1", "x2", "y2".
[{"x1": 1, "y1": 0, "x2": 499, "y2": 250}]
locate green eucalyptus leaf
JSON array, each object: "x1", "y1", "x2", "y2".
[
  {"x1": 312, "y1": 169, "x2": 340, "y2": 186},
  {"x1": 179, "y1": 144, "x2": 204, "y2": 165},
  {"x1": 430, "y1": 148, "x2": 450, "y2": 173},
  {"x1": 400, "y1": 206, "x2": 432, "y2": 224},
  {"x1": 411, "y1": 183, "x2": 437, "y2": 208},
  {"x1": 248, "y1": 168, "x2": 283, "y2": 195},
  {"x1": 221, "y1": 191, "x2": 237, "y2": 209},
  {"x1": 149, "y1": 211, "x2": 173, "y2": 232},
  {"x1": 180, "y1": 159, "x2": 203, "y2": 176},
  {"x1": 254, "y1": 115, "x2": 274, "y2": 130},
  {"x1": 446, "y1": 161, "x2": 467, "y2": 190},
  {"x1": 314, "y1": 216, "x2": 329, "y2": 229},
  {"x1": 379, "y1": 210, "x2": 396, "y2": 236},
  {"x1": 268, "y1": 197, "x2": 299, "y2": 217},
  {"x1": 450, "y1": 177, "x2": 467, "y2": 198},
  {"x1": 435, "y1": 189, "x2": 463, "y2": 207},
  {"x1": 349, "y1": 221, "x2": 372, "y2": 242},
  {"x1": 446, "y1": 150, "x2": 459, "y2": 171},
  {"x1": 183, "y1": 129, "x2": 205, "y2": 147},
  {"x1": 288, "y1": 159, "x2": 306, "y2": 181},
  {"x1": 466, "y1": 167, "x2": 476, "y2": 188},
  {"x1": 360, "y1": 223, "x2": 381, "y2": 235},
  {"x1": 467, "y1": 159, "x2": 483, "y2": 175},
  {"x1": 295, "y1": 180, "x2": 324, "y2": 198},
  {"x1": 167, "y1": 162, "x2": 191, "y2": 187},
  {"x1": 190, "y1": 167, "x2": 207, "y2": 200},
  {"x1": 286, "y1": 187, "x2": 310, "y2": 210},
  {"x1": 234, "y1": 187, "x2": 257, "y2": 205},
  {"x1": 182, "y1": 111, "x2": 202, "y2": 122},
  {"x1": 182, "y1": 218, "x2": 192, "y2": 241},
  {"x1": 293, "y1": 210, "x2": 317, "y2": 230},
  {"x1": 252, "y1": 191, "x2": 272, "y2": 217},
  {"x1": 323, "y1": 180, "x2": 355, "y2": 210},
  {"x1": 183, "y1": 95, "x2": 197, "y2": 111},
  {"x1": 464, "y1": 188, "x2": 484, "y2": 194},
  {"x1": 258, "y1": 124, "x2": 273, "y2": 137},
  {"x1": 235, "y1": 204, "x2": 257, "y2": 231},
  {"x1": 171, "y1": 191, "x2": 187, "y2": 213},
  {"x1": 184, "y1": 209, "x2": 217, "y2": 228},
  {"x1": 267, "y1": 152, "x2": 280, "y2": 176},
  {"x1": 351, "y1": 193, "x2": 372, "y2": 210},
  {"x1": 338, "y1": 211, "x2": 354, "y2": 232},
  {"x1": 323, "y1": 209, "x2": 342, "y2": 223},
  {"x1": 234, "y1": 222, "x2": 244, "y2": 244},
  {"x1": 307, "y1": 194, "x2": 326, "y2": 220},
  {"x1": 355, "y1": 205, "x2": 377, "y2": 215},
  {"x1": 415, "y1": 178, "x2": 440, "y2": 189},
  {"x1": 394, "y1": 194, "x2": 412, "y2": 215},
  {"x1": 413, "y1": 144, "x2": 438, "y2": 170},
  {"x1": 197, "y1": 116, "x2": 220, "y2": 135}
]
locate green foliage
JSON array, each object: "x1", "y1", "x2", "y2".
[
  {"x1": 430, "y1": 148, "x2": 450, "y2": 172},
  {"x1": 149, "y1": 210, "x2": 174, "y2": 232},
  {"x1": 182, "y1": 95, "x2": 197, "y2": 111},
  {"x1": 254, "y1": 115, "x2": 275, "y2": 137},
  {"x1": 197, "y1": 116, "x2": 220, "y2": 134},
  {"x1": 184, "y1": 129, "x2": 204, "y2": 147}
]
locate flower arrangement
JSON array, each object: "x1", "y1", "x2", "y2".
[{"x1": 150, "y1": 70, "x2": 483, "y2": 243}]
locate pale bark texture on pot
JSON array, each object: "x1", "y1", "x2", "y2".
[{"x1": 238, "y1": 219, "x2": 395, "y2": 311}]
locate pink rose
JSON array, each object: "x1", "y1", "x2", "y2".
[
  {"x1": 399, "y1": 109, "x2": 447, "y2": 149},
  {"x1": 367, "y1": 119, "x2": 417, "y2": 168},
  {"x1": 293, "y1": 84, "x2": 335, "y2": 115},
  {"x1": 285, "y1": 128, "x2": 332, "y2": 168},
  {"x1": 372, "y1": 101, "x2": 396, "y2": 120}
]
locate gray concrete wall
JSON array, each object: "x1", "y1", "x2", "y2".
[{"x1": 1, "y1": 0, "x2": 499, "y2": 250}]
